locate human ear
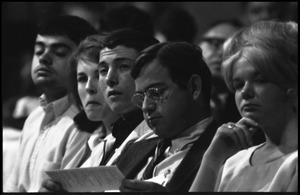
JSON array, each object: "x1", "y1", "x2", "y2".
[{"x1": 188, "y1": 74, "x2": 202, "y2": 100}]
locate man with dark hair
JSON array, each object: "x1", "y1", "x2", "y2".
[
  {"x1": 118, "y1": 42, "x2": 218, "y2": 192},
  {"x1": 97, "y1": 29, "x2": 159, "y2": 165},
  {"x1": 4, "y1": 15, "x2": 97, "y2": 192}
]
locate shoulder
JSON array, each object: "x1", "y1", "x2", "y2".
[
  {"x1": 224, "y1": 144, "x2": 262, "y2": 170},
  {"x1": 132, "y1": 120, "x2": 152, "y2": 138}
]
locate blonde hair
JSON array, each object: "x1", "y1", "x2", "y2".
[{"x1": 222, "y1": 20, "x2": 298, "y2": 92}]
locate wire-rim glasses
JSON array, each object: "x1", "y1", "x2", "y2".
[{"x1": 131, "y1": 83, "x2": 173, "y2": 108}]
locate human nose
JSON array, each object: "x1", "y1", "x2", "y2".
[
  {"x1": 105, "y1": 68, "x2": 118, "y2": 87},
  {"x1": 86, "y1": 78, "x2": 97, "y2": 94},
  {"x1": 241, "y1": 82, "x2": 254, "y2": 99},
  {"x1": 38, "y1": 50, "x2": 52, "y2": 66},
  {"x1": 142, "y1": 95, "x2": 156, "y2": 113}
]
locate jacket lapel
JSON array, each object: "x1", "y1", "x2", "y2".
[
  {"x1": 116, "y1": 137, "x2": 160, "y2": 179},
  {"x1": 166, "y1": 120, "x2": 218, "y2": 192}
]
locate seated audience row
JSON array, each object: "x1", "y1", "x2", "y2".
[{"x1": 4, "y1": 14, "x2": 297, "y2": 193}]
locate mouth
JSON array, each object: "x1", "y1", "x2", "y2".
[
  {"x1": 86, "y1": 101, "x2": 101, "y2": 107},
  {"x1": 35, "y1": 67, "x2": 52, "y2": 75},
  {"x1": 107, "y1": 90, "x2": 122, "y2": 98},
  {"x1": 242, "y1": 104, "x2": 260, "y2": 112}
]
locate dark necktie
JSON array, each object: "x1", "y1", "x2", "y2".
[{"x1": 142, "y1": 138, "x2": 172, "y2": 180}]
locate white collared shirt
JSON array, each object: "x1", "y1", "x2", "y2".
[
  {"x1": 79, "y1": 120, "x2": 151, "y2": 168},
  {"x1": 4, "y1": 95, "x2": 91, "y2": 192},
  {"x1": 135, "y1": 117, "x2": 213, "y2": 186}
]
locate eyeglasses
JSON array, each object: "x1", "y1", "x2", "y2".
[
  {"x1": 201, "y1": 37, "x2": 226, "y2": 49},
  {"x1": 131, "y1": 83, "x2": 173, "y2": 108}
]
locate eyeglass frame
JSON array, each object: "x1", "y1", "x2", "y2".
[
  {"x1": 200, "y1": 37, "x2": 226, "y2": 49},
  {"x1": 131, "y1": 82, "x2": 174, "y2": 108}
]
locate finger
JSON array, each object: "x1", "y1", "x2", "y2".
[
  {"x1": 42, "y1": 179, "x2": 63, "y2": 192},
  {"x1": 236, "y1": 118, "x2": 260, "y2": 146},
  {"x1": 234, "y1": 124, "x2": 251, "y2": 149},
  {"x1": 120, "y1": 179, "x2": 145, "y2": 191},
  {"x1": 236, "y1": 117, "x2": 259, "y2": 130},
  {"x1": 223, "y1": 125, "x2": 242, "y2": 150}
]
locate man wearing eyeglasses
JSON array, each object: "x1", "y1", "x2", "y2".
[
  {"x1": 199, "y1": 19, "x2": 243, "y2": 127},
  {"x1": 117, "y1": 42, "x2": 218, "y2": 192}
]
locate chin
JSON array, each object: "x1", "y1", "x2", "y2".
[{"x1": 87, "y1": 115, "x2": 101, "y2": 122}]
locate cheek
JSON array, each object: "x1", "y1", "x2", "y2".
[
  {"x1": 77, "y1": 85, "x2": 86, "y2": 103},
  {"x1": 98, "y1": 78, "x2": 107, "y2": 91},
  {"x1": 122, "y1": 75, "x2": 136, "y2": 96},
  {"x1": 234, "y1": 92, "x2": 243, "y2": 111},
  {"x1": 200, "y1": 44, "x2": 213, "y2": 59}
]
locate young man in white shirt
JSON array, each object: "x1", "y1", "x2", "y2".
[{"x1": 4, "y1": 15, "x2": 97, "y2": 192}]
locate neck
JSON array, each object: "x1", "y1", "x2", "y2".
[
  {"x1": 43, "y1": 88, "x2": 67, "y2": 103},
  {"x1": 102, "y1": 114, "x2": 120, "y2": 135},
  {"x1": 264, "y1": 114, "x2": 298, "y2": 154}
]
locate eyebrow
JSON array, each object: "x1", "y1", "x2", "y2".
[
  {"x1": 137, "y1": 82, "x2": 166, "y2": 93},
  {"x1": 35, "y1": 41, "x2": 72, "y2": 50}
]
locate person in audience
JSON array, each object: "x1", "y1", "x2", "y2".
[
  {"x1": 118, "y1": 42, "x2": 218, "y2": 192},
  {"x1": 200, "y1": 19, "x2": 265, "y2": 145},
  {"x1": 239, "y1": 2, "x2": 290, "y2": 26},
  {"x1": 39, "y1": 29, "x2": 159, "y2": 192},
  {"x1": 4, "y1": 15, "x2": 97, "y2": 192},
  {"x1": 65, "y1": 34, "x2": 120, "y2": 169},
  {"x1": 190, "y1": 20, "x2": 298, "y2": 192}
]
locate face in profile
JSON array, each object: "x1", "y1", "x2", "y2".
[
  {"x1": 244, "y1": 2, "x2": 283, "y2": 25},
  {"x1": 199, "y1": 23, "x2": 237, "y2": 78},
  {"x1": 98, "y1": 45, "x2": 138, "y2": 114},
  {"x1": 31, "y1": 34, "x2": 77, "y2": 91},
  {"x1": 77, "y1": 59, "x2": 115, "y2": 121},
  {"x1": 232, "y1": 57, "x2": 288, "y2": 125},
  {"x1": 134, "y1": 60, "x2": 191, "y2": 139}
]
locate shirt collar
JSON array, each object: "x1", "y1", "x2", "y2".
[
  {"x1": 39, "y1": 94, "x2": 71, "y2": 117},
  {"x1": 170, "y1": 116, "x2": 213, "y2": 153},
  {"x1": 111, "y1": 109, "x2": 144, "y2": 148}
]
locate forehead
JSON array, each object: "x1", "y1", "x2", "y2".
[
  {"x1": 135, "y1": 60, "x2": 171, "y2": 90},
  {"x1": 77, "y1": 60, "x2": 98, "y2": 72},
  {"x1": 233, "y1": 57, "x2": 257, "y2": 76},
  {"x1": 35, "y1": 34, "x2": 77, "y2": 48},
  {"x1": 204, "y1": 23, "x2": 237, "y2": 39},
  {"x1": 99, "y1": 45, "x2": 139, "y2": 64}
]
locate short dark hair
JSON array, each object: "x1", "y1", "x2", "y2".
[
  {"x1": 99, "y1": 5, "x2": 154, "y2": 36},
  {"x1": 101, "y1": 28, "x2": 159, "y2": 53},
  {"x1": 37, "y1": 15, "x2": 97, "y2": 45},
  {"x1": 132, "y1": 42, "x2": 212, "y2": 111}
]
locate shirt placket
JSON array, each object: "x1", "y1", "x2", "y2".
[{"x1": 29, "y1": 106, "x2": 54, "y2": 182}]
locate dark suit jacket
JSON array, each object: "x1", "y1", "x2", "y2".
[
  {"x1": 116, "y1": 137, "x2": 160, "y2": 179},
  {"x1": 116, "y1": 120, "x2": 218, "y2": 192},
  {"x1": 166, "y1": 120, "x2": 218, "y2": 192}
]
